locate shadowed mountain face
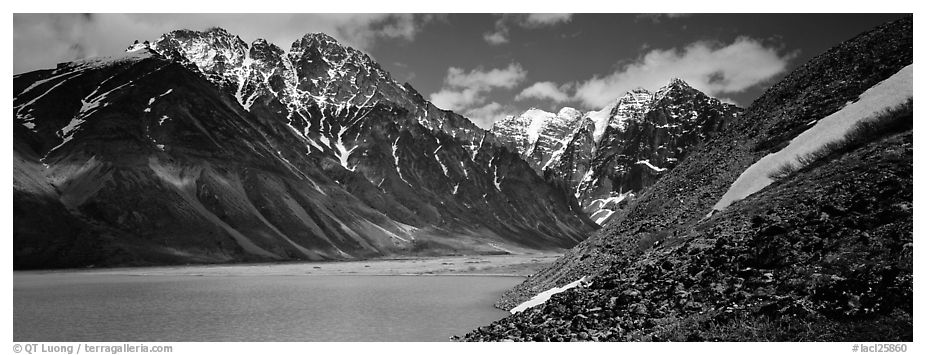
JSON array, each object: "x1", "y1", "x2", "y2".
[
  {"x1": 465, "y1": 16, "x2": 912, "y2": 342},
  {"x1": 13, "y1": 30, "x2": 594, "y2": 269}
]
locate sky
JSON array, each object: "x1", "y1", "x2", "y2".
[{"x1": 13, "y1": 13, "x2": 907, "y2": 129}]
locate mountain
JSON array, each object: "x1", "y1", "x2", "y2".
[
  {"x1": 12, "y1": 29, "x2": 594, "y2": 269},
  {"x1": 493, "y1": 81, "x2": 740, "y2": 225},
  {"x1": 492, "y1": 107, "x2": 582, "y2": 175},
  {"x1": 462, "y1": 16, "x2": 912, "y2": 341}
]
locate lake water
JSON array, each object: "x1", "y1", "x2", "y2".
[{"x1": 13, "y1": 272, "x2": 520, "y2": 341}]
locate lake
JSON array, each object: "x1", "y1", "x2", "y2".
[{"x1": 13, "y1": 271, "x2": 520, "y2": 342}]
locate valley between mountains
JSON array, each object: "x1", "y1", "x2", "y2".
[
  {"x1": 14, "y1": 21, "x2": 740, "y2": 269},
  {"x1": 15, "y1": 29, "x2": 594, "y2": 268}
]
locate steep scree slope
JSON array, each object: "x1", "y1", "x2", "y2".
[{"x1": 467, "y1": 16, "x2": 912, "y2": 341}]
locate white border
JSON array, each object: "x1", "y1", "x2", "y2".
[{"x1": 4, "y1": 3, "x2": 921, "y2": 354}]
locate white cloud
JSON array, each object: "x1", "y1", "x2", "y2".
[
  {"x1": 429, "y1": 63, "x2": 526, "y2": 128},
  {"x1": 717, "y1": 97, "x2": 740, "y2": 106},
  {"x1": 444, "y1": 63, "x2": 527, "y2": 90},
  {"x1": 483, "y1": 31, "x2": 509, "y2": 45},
  {"x1": 523, "y1": 14, "x2": 573, "y2": 27},
  {"x1": 515, "y1": 81, "x2": 572, "y2": 103},
  {"x1": 14, "y1": 13, "x2": 434, "y2": 74},
  {"x1": 331, "y1": 13, "x2": 425, "y2": 48},
  {"x1": 483, "y1": 13, "x2": 572, "y2": 45},
  {"x1": 574, "y1": 36, "x2": 797, "y2": 108},
  {"x1": 465, "y1": 102, "x2": 510, "y2": 129},
  {"x1": 430, "y1": 87, "x2": 483, "y2": 112}
]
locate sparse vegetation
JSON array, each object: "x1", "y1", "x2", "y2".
[{"x1": 769, "y1": 99, "x2": 912, "y2": 180}]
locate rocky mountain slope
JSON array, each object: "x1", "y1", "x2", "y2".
[
  {"x1": 13, "y1": 29, "x2": 594, "y2": 269},
  {"x1": 463, "y1": 15, "x2": 912, "y2": 341},
  {"x1": 493, "y1": 81, "x2": 739, "y2": 225}
]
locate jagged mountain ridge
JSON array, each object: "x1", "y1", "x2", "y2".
[
  {"x1": 492, "y1": 107, "x2": 582, "y2": 174},
  {"x1": 493, "y1": 79, "x2": 740, "y2": 225},
  {"x1": 151, "y1": 28, "x2": 485, "y2": 148},
  {"x1": 12, "y1": 29, "x2": 594, "y2": 269}
]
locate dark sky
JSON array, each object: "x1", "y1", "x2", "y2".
[{"x1": 14, "y1": 13, "x2": 906, "y2": 128}]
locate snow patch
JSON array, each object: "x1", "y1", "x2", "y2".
[
  {"x1": 523, "y1": 108, "x2": 557, "y2": 145},
  {"x1": 19, "y1": 71, "x2": 78, "y2": 99},
  {"x1": 712, "y1": 64, "x2": 913, "y2": 214},
  {"x1": 147, "y1": 88, "x2": 173, "y2": 106},
  {"x1": 590, "y1": 209, "x2": 616, "y2": 225},
  {"x1": 636, "y1": 159, "x2": 667, "y2": 172},
  {"x1": 392, "y1": 136, "x2": 412, "y2": 186},
  {"x1": 459, "y1": 161, "x2": 469, "y2": 179},
  {"x1": 585, "y1": 103, "x2": 616, "y2": 143},
  {"x1": 16, "y1": 72, "x2": 82, "y2": 123},
  {"x1": 575, "y1": 169, "x2": 595, "y2": 198},
  {"x1": 435, "y1": 153, "x2": 450, "y2": 177},
  {"x1": 334, "y1": 125, "x2": 358, "y2": 171},
  {"x1": 71, "y1": 49, "x2": 153, "y2": 71},
  {"x1": 511, "y1": 277, "x2": 591, "y2": 314},
  {"x1": 493, "y1": 165, "x2": 503, "y2": 191},
  {"x1": 306, "y1": 138, "x2": 324, "y2": 153},
  {"x1": 126, "y1": 43, "x2": 149, "y2": 52},
  {"x1": 588, "y1": 192, "x2": 631, "y2": 211},
  {"x1": 60, "y1": 117, "x2": 85, "y2": 139}
]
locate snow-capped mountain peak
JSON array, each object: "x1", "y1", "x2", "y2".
[
  {"x1": 125, "y1": 40, "x2": 151, "y2": 53},
  {"x1": 291, "y1": 32, "x2": 347, "y2": 54},
  {"x1": 557, "y1": 107, "x2": 582, "y2": 121},
  {"x1": 667, "y1": 77, "x2": 689, "y2": 86},
  {"x1": 585, "y1": 88, "x2": 653, "y2": 143},
  {"x1": 148, "y1": 28, "x2": 487, "y2": 148},
  {"x1": 492, "y1": 106, "x2": 584, "y2": 174},
  {"x1": 495, "y1": 77, "x2": 741, "y2": 226},
  {"x1": 154, "y1": 28, "x2": 250, "y2": 75},
  {"x1": 653, "y1": 77, "x2": 697, "y2": 102},
  {"x1": 607, "y1": 88, "x2": 653, "y2": 129}
]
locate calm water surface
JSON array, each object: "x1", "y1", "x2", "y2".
[{"x1": 14, "y1": 271, "x2": 519, "y2": 341}]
